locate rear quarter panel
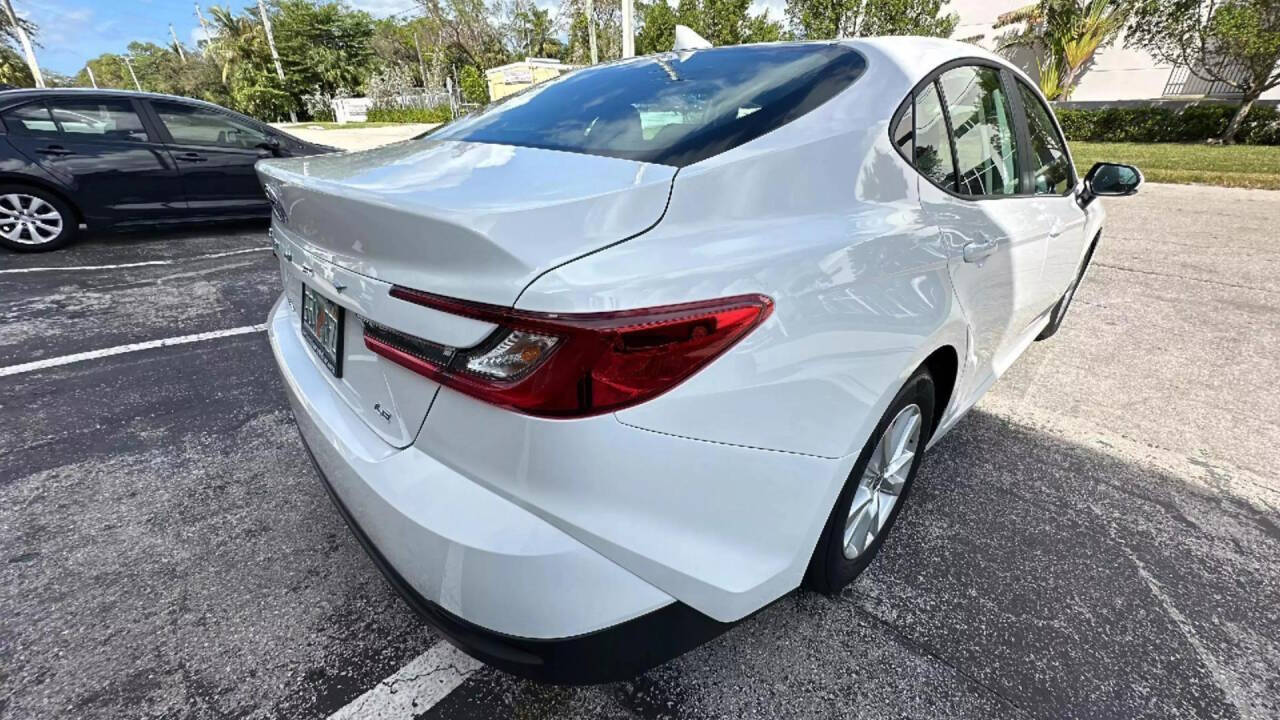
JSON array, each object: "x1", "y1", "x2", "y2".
[{"x1": 518, "y1": 50, "x2": 969, "y2": 461}]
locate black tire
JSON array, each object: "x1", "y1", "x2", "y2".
[
  {"x1": 805, "y1": 368, "x2": 936, "y2": 595},
  {"x1": 0, "y1": 184, "x2": 79, "y2": 252}
]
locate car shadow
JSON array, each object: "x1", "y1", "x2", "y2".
[{"x1": 410, "y1": 408, "x2": 1278, "y2": 719}]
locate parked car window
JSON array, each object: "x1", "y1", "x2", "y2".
[
  {"x1": 434, "y1": 44, "x2": 867, "y2": 167},
  {"x1": 938, "y1": 66, "x2": 1020, "y2": 197},
  {"x1": 1015, "y1": 81, "x2": 1073, "y2": 195},
  {"x1": 153, "y1": 101, "x2": 268, "y2": 149},
  {"x1": 2, "y1": 103, "x2": 59, "y2": 135},
  {"x1": 48, "y1": 98, "x2": 149, "y2": 142}
]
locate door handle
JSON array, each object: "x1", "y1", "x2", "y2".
[
  {"x1": 963, "y1": 239, "x2": 998, "y2": 263},
  {"x1": 176, "y1": 152, "x2": 208, "y2": 163},
  {"x1": 36, "y1": 145, "x2": 73, "y2": 156},
  {"x1": 1048, "y1": 221, "x2": 1064, "y2": 239}
]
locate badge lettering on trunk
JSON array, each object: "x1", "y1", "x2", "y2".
[{"x1": 373, "y1": 403, "x2": 392, "y2": 422}]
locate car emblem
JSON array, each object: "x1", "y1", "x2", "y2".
[{"x1": 264, "y1": 183, "x2": 288, "y2": 225}]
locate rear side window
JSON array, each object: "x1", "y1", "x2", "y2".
[
  {"x1": 913, "y1": 83, "x2": 956, "y2": 190},
  {"x1": 1016, "y1": 81, "x2": 1073, "y2": 194},
  {"x1": 48, "y1": 98, "x2": 150, "y2": 142},
  {"x1": 2, "y1": 103, "x2": 59, "y2": 136},
  {"x1": 435, "y1": 44, "x2": 867, "y2": 167},
  {"x1": 153, "y1": 101, "x2": 268, "y2": 149},
  {"x1": 938, "y1": 66, "x2": 1020, "y2": 197}
]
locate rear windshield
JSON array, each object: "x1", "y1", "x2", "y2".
[{"x1": 434, "y1": 43, "x2": 866, "y2": 167}]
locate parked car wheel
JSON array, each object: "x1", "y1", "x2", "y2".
[
  {"x1": 0, "y1": 185, "x2": 78, "y2": 252},
  {"x1": 805, "y1": 368, "x2": 936, "y2": 595}
]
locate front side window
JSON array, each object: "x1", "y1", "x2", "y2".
[
  {"x1": 2, "y1": 103, "x2": 59, "y2": 135},
  {"x1": 938, "y1": 66, "x2": 1020, "y2": 197},
  {"x1": 434, "y1": 44, "x2": 867, "y2": 167},
  {"x1": 48, "y1": 98, "x2": 149, "y2": 142},
  {"x1": 153, "y1": 102, "x2": 268, "y2": 149},
  {"x1": 1016, "y1": 82, "x2": 1073, "y2": 194}
]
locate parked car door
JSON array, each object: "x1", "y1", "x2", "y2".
[
  {"x1": 909, "y1": 63, "x2": 1051, "y2": 406},
  {"x1": 1012, "y1": 78, "x2": 1089, "y2": 305},
  {"x1": 0, "y1": 96, "x2": 185, "y2": 225},
  {"x1": 146, "y1": 99, "x2": 276, "y2": 217}
]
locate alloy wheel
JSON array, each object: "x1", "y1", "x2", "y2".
[
  {"x1": 842, "y1": 403, "x2": 922, "y2": 559},
  {"x1": 0, "y1": 193, "x2": 64, "y2": 246}
]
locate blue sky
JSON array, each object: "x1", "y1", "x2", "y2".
[{"x1": 26, "y1": 0, "x2": 788, "y2": 77}]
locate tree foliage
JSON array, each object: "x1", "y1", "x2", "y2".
[
  {"x1": 995, "y1": 0, "x2": 1130, "y2": 100},
  {"x1": 1126, "y1": 0, "x2": 1280, "y2": 142},
  {"x1": 634, "y1": 0, "x2": 784, "y2": 54},
  {"x1": 786, "y1": 0, "x2": 958, "y2": 40}
]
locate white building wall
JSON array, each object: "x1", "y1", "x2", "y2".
[{"x1": 946, "y1": 0, "x2": 1280, "y2": 102}]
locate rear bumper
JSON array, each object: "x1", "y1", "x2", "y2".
[
  {"x1": 297, "y1": 433, "x2": 730, "y2": 684},
  {"x1": 267, "y1": 295, "x2": 729, "y2": 682}
]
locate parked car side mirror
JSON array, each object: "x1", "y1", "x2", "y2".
[
  {"x1": 1080, "y1": 162, "x2": 1142, "y2": 207},
  {"x1": 256, "y1": 136, "x2": 282, "y2": 157}
]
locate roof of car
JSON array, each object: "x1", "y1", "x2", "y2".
[
  {"x1": 0, "y1": 87, "x2": 229, "y2": 110},
  {"x1": 843, "y1": 36, "x2": 1028, "y2": 86}
]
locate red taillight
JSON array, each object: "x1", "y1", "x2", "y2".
[{"x1": 364, "y1": 287, "x2": 774, "y2": 418}]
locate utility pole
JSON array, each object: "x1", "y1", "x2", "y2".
[
  {"x1": 169, "y1": 24, "x2": 187, "y2": 62},
  {"x1": 621, "y1": 0, "x2": 634, "y2": 58},
  {"x1": 413, "y1": 31, "x2": 428, "y2": 88},
  {"x1": 86, "y1": 64, "x2": 98, "y2": 88},
  {"x1": 256, "y1": 0, "x2": 297, "y2": 122},
  {"x1": 194, "y1": 3, "x2": 211, "y2": 40},
  {"x1": 585, "y1": 0, "x2": 598, "y2": 64},
  {"x1": 1, "y1": 0, "x2": 43, "y2": 88},
  {"x1": 121, "y1": 55, "x2": 142, "y2": 91}
]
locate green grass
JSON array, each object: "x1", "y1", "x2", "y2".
[{"x1": 1071, "y1": 141, "x2": 1280, "y2": 190}]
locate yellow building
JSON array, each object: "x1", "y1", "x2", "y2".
[{"x1": 485, "y1": 58, "x2": 576, "y2": 101}]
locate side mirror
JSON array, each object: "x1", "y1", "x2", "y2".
[
  {"x1": 1080, "y1": 162, "x2": 1142, "y2": 207},
  {"x1": 256, "y1": 136, "x2": 282, "y2": 157}
]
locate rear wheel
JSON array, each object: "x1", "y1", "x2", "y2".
[
  {"x1": 805, "y1": 369, "x2": 935, "y2": 594},
  {"x1": 0, "y1": 185, "x2": 78, "y2": 252}
]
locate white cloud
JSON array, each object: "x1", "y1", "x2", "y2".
[{"x1": 750, "y1": 0, "x2": 787, "y2": 19}]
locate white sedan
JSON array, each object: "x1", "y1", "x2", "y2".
[{"x1": 258, "y1": 37, "x2": 1141, "y2": 683}]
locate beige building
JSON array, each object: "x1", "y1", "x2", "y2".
[
  {"x1": 485, "y1": 58, "x2": 577, "y2": 101},
  {"x1": 949, "y1": 0, "x2": 1280, "y2": 102}
]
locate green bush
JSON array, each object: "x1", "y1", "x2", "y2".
[
  {"x1": 365, "y1": 105, "x2": 454, "y2": 124},
  {"x1": 1054, "y1": 104, "x2": 1280, "y2": 145},
  {"x1": 459, "y1": 65, "x2": 489, "y2": 105}
]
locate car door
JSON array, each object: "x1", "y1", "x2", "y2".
[
  {"x1": 909, "y1": 63, "x2": 1051, "y2": 406},
  {"x1": 146, "y1": 99, "x2": 274, "y2": 217},
  {"x1": 0, "y1": 96, "x2": 185, "y2": 225},
  {"x1": 1012, "y1": 79, "x2": 1088, "y2": 304}
]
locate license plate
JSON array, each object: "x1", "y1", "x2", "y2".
[{"x1": 301, "y1": 283, "x2": 343, "y2": 377}]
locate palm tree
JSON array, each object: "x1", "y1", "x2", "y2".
[
  {"x1": 995, "y1": 0, "x2": 1130, "y2": 100},
  {"x1": 205, "y1": 6, "x2": 266, "y2": 85}
]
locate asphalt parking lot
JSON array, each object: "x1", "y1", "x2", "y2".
[{"x1": 2, "y1": 183, "x2": 1278, "y2": 720}]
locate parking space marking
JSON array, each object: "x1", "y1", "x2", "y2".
[
  {"x1": 0, "y1": 324, "x2": 265, "y2": 378},
  {"x1": 327, "y1": 641, "x2": 481, "y2": 720},
  {"x1": 0, "y1": 246, "x2": 271, "y2": 275}
]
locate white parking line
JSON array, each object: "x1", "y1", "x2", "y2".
[
  {"x1": 0, "y1": 246, "x2": 271, "y2": 275},
  {"x1": 0, "y1": 324, "x2": 266, "y2": 378},
  {"x1": 327, "y1": 642, "x2": 481, "y2": 720}
]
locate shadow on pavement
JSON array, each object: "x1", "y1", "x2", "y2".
[{"x1": 415, "y1": 409, "x2": 1278, "y2": 720}]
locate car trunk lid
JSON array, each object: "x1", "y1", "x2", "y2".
[{"x1": 259, "y1": 139, "x2": 676, "y2": 446}]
